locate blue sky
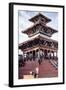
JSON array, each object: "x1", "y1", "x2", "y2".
[{"x1": 18, "y1": 11, "x2": 58, "y2": 44}]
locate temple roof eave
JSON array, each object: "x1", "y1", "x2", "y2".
[
  {"x1": 22, "y1": 22, "x2": 39, "y2": 33},
  {"x1": 19, "y1": 35, "x2": 58, "y2": 49},
  {"x1": 22, "y1": 22, "x2": 58, "y2": 34}
]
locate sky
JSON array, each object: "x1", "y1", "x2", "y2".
[{"x1": 18, "y1": 11, "x2": 58, "y2": 44}]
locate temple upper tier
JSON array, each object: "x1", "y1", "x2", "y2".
[
  {"x1": 29, "y1": 13, "x2": 51, "y2": 24},
  {"x1": 22, "y1": 13, "x2": 58, "y2": 37}
]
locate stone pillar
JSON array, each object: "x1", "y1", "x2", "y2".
[
  {"x1": 38, "y1": 49, "x2": 40, "y2": 60},
  {"x1": 54, "y1": 51, "x2": 56, "y2": 60},
  {"x1": 56, "y1": 51, "x2": 58, "y2": 60},
  {"x1": 22, "y1": 52, "x2": 24, "y2": 60},
  {"x1": 44, "y1": 49, "x2": 47, "y2": 59},
  {"x1": 33, "y1": 50, "x2": 35, "y2": 61},
  {"x1": 31, "y1": 51, "x2": 33, "y2": 61},
  {"x1": 49, "y1": 50, "x2": 51, "y2": 59},
  {"x1": 40, "y1": 49, "x2": 42, "y2": 60},
  {"x1": 30, "y1": 51, "x2": 32, "y2": 61},
  {"x1": 42, "y1": 49, "x2": 44, "y2": 60},
  {"x1": 48, "y1": 50, "x2": 50, "y2": 60},
  {"x1": 50, "y1": 51, "x2": 51, "y2": 59},
  {"x1": 52, "y1": 51, "x2": 54, "y2": 60},
  {"x1": 35, "y1": 49, "x2": 37, "y2": 60},
  {"x1": 47, "y1": 50, "x2": 49, "y2": 59},
  {"x1": 28, "y1": 52, "x2": 30, "y2": 60},
  {"x1": 43, "y1": 49, "x2": 45, "y2": 59},
  {"x1": 46, "y1": 50, "x2": 48, "y2": 59},
  {"x1": 35, "y1": 50, "x2": 36, "y2": 60},
  {"x1": 51, "y1": 51, "x2": 53, "y2": 59},
  {"x1": 23, "y1": 52, "x2": 26, "y2": 61},
  {"x1": 35, "y1": 50, "x2": 37, "y2": 60},
  {"x1": 26, "y1": 52, "x2": 29, "y2": 61},
  {"x1": 38, "y1": 49, "x2": 42, "y2": 64}
]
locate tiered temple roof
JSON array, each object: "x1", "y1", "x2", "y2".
[
  {"x1": 19, "y1": 35, "x2": 58, "y2": 51},
  {"x1": 22, "y1": 13, "x2": 58, "y2": 37},
  {"x1": 19, "y1": 13, "x2": 58, "y2": 51},
  {"x1": 29, "y1": 13, "x2": 51, "y2": 23}
]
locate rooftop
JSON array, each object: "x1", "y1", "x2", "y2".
[
  {"x1": 29, "y1": 13, "x2": 51, "y2": 23},
  {"x1": 22, "y1": 21, "x2": 58, "y2": 36}
]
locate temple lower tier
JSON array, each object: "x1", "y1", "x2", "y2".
[
  {"x1": 18, "y1": 48, "x2": 58, "y2": 79},
  {"x1": 19, "y1": 48, "x2": 58, "y2": 66},
  {"x1": 19, "y1": 36, "x2": 58, "y2": 79}
]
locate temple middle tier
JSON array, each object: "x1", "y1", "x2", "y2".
[
  {"x1": 19, "y1": 35, "x2": 58, "y2": 51},
  {"x1": 22, "y1": 21, "x2": 58, "y2": 37}
]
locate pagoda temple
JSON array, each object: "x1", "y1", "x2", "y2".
[{"x1": 19, "y1": 13, "x2": 58, "y2": 79}]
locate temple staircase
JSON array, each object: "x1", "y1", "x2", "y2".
[
  {"x1": 39, "y1": 60, "x2": 58, "y2": 78},
  {"x1": 19, "y1": 59, "x2": 58, "y2": 79}
]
